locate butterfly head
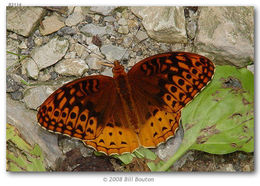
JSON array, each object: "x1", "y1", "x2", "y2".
[{"x1": 112, "y1": 60, "x2": 126, "y2": 78}]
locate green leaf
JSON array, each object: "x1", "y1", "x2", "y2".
[
  {"x1": 20, "y1": 79, "x2": 31, "y2": 86},
  {"x1": 6, "y1": 124, "x2": 46, "y2": 172},
  {"x1": 113, "y1": 147, "x2": 157, "y2": 165},
  {"x1": 156, "y1": 65, "x2": 254, "y2": 171},
  {"x1": 134, "y1": 147, "x2": 157, "y2": 160},
  {"x1": 113, "y1": 153, "x2": 134, "y2": 165}
]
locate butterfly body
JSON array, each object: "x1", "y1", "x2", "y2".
[
  {"x1": 37, "y1": 52, "x2": 215, "y2": 155},
  {"x1": 112, "y1": 61, "x2": 143, "y2": 134}
]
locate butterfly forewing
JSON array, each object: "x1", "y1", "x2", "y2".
[
  {"x1": 37, "y1": 75, "x2": 116, "y2": 140},
  {"x1": 128, "y1": 52, "x2": 215, "y2": 113}
]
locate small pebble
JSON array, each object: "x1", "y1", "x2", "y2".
[
  {"x1": 242, "y1": 165, "x2": 251, "y2": 172},
  {"x1": 10, "y1": 91, "x2": 23, "y2": 100},
  {"x1": 85, "y1": 16, "x2": 93, "y2": 23},
  {"x1": 238, "y1": 153, "x2": 248, "y2": 161},
  {"x1": 50, "y1": 71, "x2": 58, "y2": 80},
  {"x1": 226, "y1": 164, "x2": 236, "y2": 172},
  {"x1": 136, "y1": 50, "x2": 143, "y2": 56}
]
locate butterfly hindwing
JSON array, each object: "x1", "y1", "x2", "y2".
[{"x1": 138, "y1": 107, "x2": 181, "y2": 148}]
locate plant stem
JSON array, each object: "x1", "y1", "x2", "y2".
[{"x1": 156, "y1": 144, "x2": 190, "y2": 171}]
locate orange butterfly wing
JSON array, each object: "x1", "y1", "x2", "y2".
[
  {"x1": 128, "y1": 52, "x2": 215, "y2": 113},
  {"x1": 37, "y1": 76, "x2": 114, "y2": 139},
  {"x1": 37, "y1": 75, "x2": 140, "y2": 155},
  {"x1": 127, "y1": 52, "x2": 215, "y2": 147}
]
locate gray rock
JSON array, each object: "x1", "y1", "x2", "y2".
[
  {"x1": 186, "y1": 19, "x2": 197, "y2": 40},
  {"x1": 101, "y1": 67, "x2": 113, "y2": 77},
  {"x1": 85, "y1": 15, "x2": 93, "y2": 23},
  {"x1": 242, "y1": 165, "x2": 251, "y2": 172},
  {"x1": 87, "y1": 44, "x2": 103, "y2": 57},
  {"x1": 122, "y1": 36, "x2": 133, "y2": 48},
  {"x1": 67, "y1": 6, "x2": 75, "y2": 15},
  {"x1": 184, "y1": 7, "x2": 199, "y2": 40},
  {"x1": 74, "y1": 43, "x2": 88, "y2": 58},
  {"x1": 65, "y1": 7, "x2": 84, "y2": 26},
  {"x1": 27, "y1": 36, "x2": 35, "y2": 49},
  {"x1": 118, "y1": 18, "x2": 128, "y2": 25},
  {"x1": 100, "y1": 44, "x2": 128, "y2": 62},
  {"x1": 136, "y1": 30, "x2": 148, "y2": 41},
  {"x1": 80, "y1": 24, "x2": 107, "y2": 37},
  {"x1": 85, "y1": 54, "x2": 103, "y2": 70},
  {"x1": 104, "y1": 16, "x2": 116, "y2": 22},
  {"x1": 31, "y1": 37, "x2": 69, "y2": 70},
  {"x1": 18, "y1": 41, "x2": 28, "y2": 49},
  {"x1": 238, "y1": 152, "x2": 248, "y2": 161},
  {"x1": 195, "y1": 7, "x2": 254, "y2": 67},
  {"x1": 8, "y1": 73, "x2": 27, "y2": 87},
  {"x1": 64, "y1": 52, "x2": 76, "y2": 59},
  {"x1": 225, "y1": 164, "x2": 236, "y2": 172},
  {"x1": 118, "y1": 25, "x2": 129, "y2": 34},
  {"x1": 6, "y1": 75, "x2": 20, "y2": 93},
  {"x1": 170, "y1": 43, "x2": 186, "y2": 51},
  {"x1": 34, "y1": 37, "x2": 43, "y2": 46},
  {"x1": 22, "y1": 58, "x2": 39, "y2": 80},
  {"x1": 160, "y1": 43, "x2": 171, "y2": 52},
  {"x1": 6, "y1": 95, "x2": 62, "y2": 170},
  {"x1": 153, "y1": 125, "x2": 184, "y2": 161},
  {"x1": 23, "y1": 86, "x2": 55, "y2": 110},
  {"x1": 247, "y1": 64, "x2": 254, "y2": 73},
  {"x1": 57, "y1": 26, "x2": 77, "y2": 36},
  {"x1": 131, "y1": 7, "x2": 187, "y2": 43},
  {"x1": 9, "y1": 33, "x2": 18, "y2": 40},
  {"x1": 38, "y1": 71, "x2": 52, "y2": 82},
  {"x1": 105, "y1": 25, "x2": 117, "y2": 36},
  {"x1": 121, "y1": 9, "x2": 130, "y2": 19},
  {"x1": 73, "y1": 33, "x2": 88, "y2": 44},
  {"x1": 94, "y1": 14, "x2": 101, "y2": 22},
  {"x1": 58, "y1": 138, "x2": 94, "y2": 157},
  {"x1": 39, "y1": 14, "x2": 65, "y2": 36},
  {"x1": 54, "y1": 58, "x2": 89, "y2": 76},
  {"x1": 7, "y1": 7, "x2": 46, "y2": 37},
  {"x1": 10, "y1": 91, "x2": 23, "y2": 100},
  {"x1": 90, "y1": 6, "x2": 117, "y2": 16},
  {"x1": 6, "y1": 38, "x2": 19, "y2": 69},
  {"x1": 50, "y1": 71, "x2": 58, "y2": 80},
  {"x1": 136, "y1": 50, "x2": 143, "y2": 56},
  {"x1": 172, "y1": 151, "x2": 194, "y2": 171},
  {"x1": 128, "y1": 56, "x2": 143, "y2": 67}
]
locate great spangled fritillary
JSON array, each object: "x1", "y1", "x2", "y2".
[{"x1": 37, "y1": 52, "x2": 215, "y2": 155}]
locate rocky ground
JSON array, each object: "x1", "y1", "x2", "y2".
[{"x1": 6, "y1": 6, "x2": 254, "y2": 172}]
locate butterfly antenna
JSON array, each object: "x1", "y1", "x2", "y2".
[
  {"x1": 77, "y1": 41, "x2": 114, "y2": 64},
  {"x1": 99, "y1": 62, "x2": 114, "y2": 67},
  {"x1": 79, "y1": 23, "x2": 142, "y2": 66}
]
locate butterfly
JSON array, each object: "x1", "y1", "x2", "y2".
[{"x1": 37, "y1": 52, "x2": 215, "y2": 155}]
